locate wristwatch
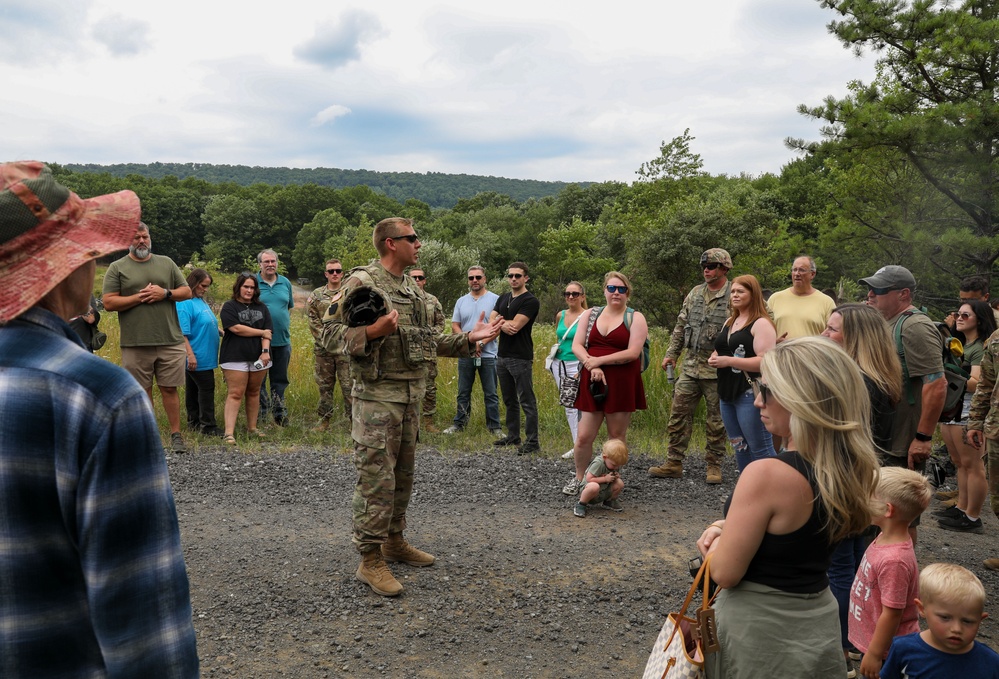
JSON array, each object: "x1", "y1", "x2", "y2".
[
  {"x1": 164, "y1": 289, "x2": 173, "y2": 301},
  {"x1": 914, "y1": 431, "x2": 933, "y2": 442},
  {"x1": 262, "y1": 348, "x2": 270, "y2": 353}
]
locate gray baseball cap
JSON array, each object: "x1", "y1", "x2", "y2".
[{"x1": 858, "y1": 265, "x2": 917, "y2": 291}]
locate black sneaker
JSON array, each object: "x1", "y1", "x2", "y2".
[
  {"x1": 938, "y1": 512, "x2": 985, "y2": 534},
  {"x1": 517, "y1": 443, "x2": 540, "y2": 456},
  {"x1": 493, "y1": 436, "x2": 521, "y2": 447},
  {"x1": 573, "y1": 503, "x2": 586, "y2": 518},
  {"x1": 932, "y1": 505, "x2": 963, "y2": 519}
]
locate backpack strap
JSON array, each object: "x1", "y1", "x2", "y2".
[{"x1": 894, "y1": 309, "x2": 923, "y2": 406}]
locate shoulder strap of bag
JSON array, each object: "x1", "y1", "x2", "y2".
[
  {"x1": 559, "y1": 313, "x2": 582, "y2": 342},
  {"x1": 894, "y1": 309, "x2": 922, "y2": 406},
  {"x1": 584, "y1": 307, "x2": 602, "y2": 348}
]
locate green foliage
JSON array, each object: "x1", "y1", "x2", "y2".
[
  {"x1": 202, "y1": 195, "x2": 268, "y2": 272},
  {"x1": 292, "y1": 209, "x2": 352, "y2": 282},
  {"x1": 411, "y1": 240, "x2": 482, "y2": 313}
]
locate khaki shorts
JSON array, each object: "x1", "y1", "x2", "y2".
[{"x1": 122, "y1": 344, "x2": 187, "y2": 390}]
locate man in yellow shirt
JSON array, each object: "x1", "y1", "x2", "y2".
[{"x1": 767, "y1": 255, "x2": 835, "y2": 340}]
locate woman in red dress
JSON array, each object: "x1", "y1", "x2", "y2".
[{"x1": 561, "y1": 271, "x2": 648, "y2": 497}]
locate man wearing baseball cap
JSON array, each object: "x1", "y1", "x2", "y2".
[
  {"x1": 859, "y1": 265, "x2": 946, "y2": 475},
  {"x1": 0, "y1": 162, "x2": 199, "y2": 675}
]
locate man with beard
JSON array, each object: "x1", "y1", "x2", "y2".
[{"x1": 103, "y1": 222, "x2": 192, "y2": 452}]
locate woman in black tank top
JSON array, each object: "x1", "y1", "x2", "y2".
[{"x1": 695, "y1": 338, "x2": 880, "y2": 679}]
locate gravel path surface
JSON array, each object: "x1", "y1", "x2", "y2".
[{"x1": 169, "y1": 446, "x2": 999, "y2": 678}]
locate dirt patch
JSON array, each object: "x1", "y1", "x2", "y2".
[{"x1": 169, "y1": 446, "x2": 999, "y2": 678}]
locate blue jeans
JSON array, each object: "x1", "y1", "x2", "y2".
[
  {"x1": 259, "y1": 343, "x2": 291, "y2": 422},
  {"x1": 496, "y1": 356, "x2": 538, "y2": 446},
  {"x1": 453, "y1": 357, "x2": 501, "y2": 430},
  {"x1": 829, "y1": 534, "x2": 871, "y2": 650},
  {"x1": 719, "y1": 388, "x2": 774, "y2": 472}
]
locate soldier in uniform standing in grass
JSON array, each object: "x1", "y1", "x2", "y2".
[
  {"x1": 649, "y1": 248, "x2": 732, "y2": 485},
  {"x1": 307, "y1": 258, "x2": 350, "y2": 430},
  {"x1": 322, "y1": 217, "x2": 501, "y2": 597}
]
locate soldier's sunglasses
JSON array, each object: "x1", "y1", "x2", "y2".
[
  {"x1": 411, "y1": 275, "x2": 426, "y2": 281},
  {"x1": 326, "y1": 268, "x2": 342, "y2": 274},
  {"x1": 702, "y1": 263, "x2": 723, "y2": 271}
]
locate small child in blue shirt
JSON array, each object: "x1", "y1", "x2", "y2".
[
  {"x1": 573, "y1": 439, "x2": 627, "y2": 518},
  {"x1": 880, "y1": 562, "x2": 999, "y2": 678}
]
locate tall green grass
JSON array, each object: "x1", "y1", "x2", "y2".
[{"x1": 93, "y1": 270, "x2": 709, "y2": 457}]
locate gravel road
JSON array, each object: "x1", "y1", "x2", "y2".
[{"x1": 169, "y1": 445, "x2": 999, "y2": 678}]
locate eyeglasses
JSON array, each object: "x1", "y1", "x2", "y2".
[
  {"x1": 383, "y1": 233, "x2": 420, "y2": 243},
  {"x1": 468, "y1": 275, "x2": 483, "y2": 281},
  {"x1": 326, "y1": 268, "x2": 342, "y2": 275},
  {"x1": 564, "y1": 291, "x2": 581, "y2": 298},
  {"x1": 606, "y1": 285, "x2": 628, "y2": 294},
  {"x1": 868, "y1": 286, "x2": 898, "y2": 296},
  {"x1": 751, "y1": 379, "x2": 772, "y2": 405},
  {"x1": 411, "y1": 274, "x2": 426, "y2": 281},
  {"x1": 702, "y1": 263, "x2": 723, "y2": 271},
  {"x1": 507, "y1": 273, "x2": 523, "y2": 279},
  {"x1": 957, "y1": 311, "x2": 975, "y2": 319},
  {"x1": 791, "y1": 268, "x2": 814, "y2": 274}
]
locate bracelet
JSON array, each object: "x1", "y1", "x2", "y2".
[{"x1": 914, "y1": 431, "x2": 933, "y2": 442}]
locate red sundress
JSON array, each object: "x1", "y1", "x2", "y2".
[{"x1": 574, "y1": 321, "x2": 647, "y2": 413}]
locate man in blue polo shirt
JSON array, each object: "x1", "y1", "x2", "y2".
[{"x1": 256, "y1": 248, "x2": 295, "y2": 426}]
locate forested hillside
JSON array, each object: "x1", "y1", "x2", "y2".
[{"x1": 63, "y1": 162, "x2": 580, "y2": 209}]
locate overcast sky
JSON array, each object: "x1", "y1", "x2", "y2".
[{"x1": 1, "y1": 0, "x2": 876, "y2": 184}]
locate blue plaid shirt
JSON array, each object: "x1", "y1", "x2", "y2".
[{"x1": 0, "y1": 307, "x2": 199, "y2": 678}]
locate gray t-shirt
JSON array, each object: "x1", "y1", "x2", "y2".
[
  {"x1": 453, "y1": 291, "x2": 499, "y2": 358},
  {"x1": 103, "y1": 254, "x2": 187, "y2": 347}
]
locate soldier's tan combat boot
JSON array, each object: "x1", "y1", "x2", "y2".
[
  {"x1": 356, "y1": 550, "x2": 404, "y2": 596},
  {"x1": 648, "y1": 459, "x2": 683, "y2": 478},
  {"x1": 706, "y1": 465, "x2": 722, "y2": 485},
  {"x1": 382, "y1": 533, "x2": 435, "y2": 567},
  {"x1": 422, "y1": 416, "x2": 440, "y2": 433}
]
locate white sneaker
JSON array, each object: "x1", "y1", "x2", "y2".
[
  {"x1": 442, "y1": 425, "x2": 461, "y2": 434},
  {"x1": 561, "y1": 449, "x2": 574, "y2": 459},
  {"x1": 562, "y1": 477, "x2": 585, "y2": 496}
]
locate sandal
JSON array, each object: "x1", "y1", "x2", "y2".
[
  {"x1": 249, "y1": 429, "x2": 265, "y2": 439},
  {"x1": 223, "y1": 434, "x2": 237, "y2": 446}
]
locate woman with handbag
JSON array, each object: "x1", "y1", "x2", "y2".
[
  {"x1": 549, "y1": 281, "x2": 587, "y2": 460},
  {"x1": 707, "y1": 275, "x2": 777, "y2": 472},
  {"x1": 562, "y1": 272, "x2": 647, "y2": 502},
  {"x1": 695, "y1": 337, "x2": 878, "y2": 678},
  {"x1": 937, "y1": 299, "x2": 995, "y2": 534}
]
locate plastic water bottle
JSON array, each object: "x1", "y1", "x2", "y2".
[
  {"x1": 666, "y1": 364, "x2": 676, "y2": 383},
  {"x1": 731, "y1": 344, "x2": 745, "y2": 374}
]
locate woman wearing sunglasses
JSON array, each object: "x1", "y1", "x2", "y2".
[
  {"x1": 697, "y1": 337, "x2": 879, "y2": 678},
  {"x1": 550, "y1": 282, "x2": 588, "y2": 459},
  {"x1": 937, "y1": 298, "x2": 996, "y2": 534},
  {"x1": 708, "y1": 274, "x2": 777, "y2": 472},
  {"x1": 563, "y1": 272, "x2": 647, "y2": 506}
]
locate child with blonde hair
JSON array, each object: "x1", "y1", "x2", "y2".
[
  {"x1": 848, "y1": 467, "x2": 932, "y2": 678},
  {"x1": 573, "y1": 439, "x2": 627, "y2": 518},
  {"x1": 881, "y1": 563, "x2": 999, "y2": 677}
]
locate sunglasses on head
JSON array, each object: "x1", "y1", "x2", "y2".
[
  {"x1": 411, "y1": 274, "x2": 426, "y2": 281},
  {"x1": 564, "y1": 291, "x2": 582, "y2": 298},
  {"x1": 752, "y1": 379, "x2": 772, "y2": 405},
  {"x1": 702, "y1": 262, "x2": 723, "y2": 271},
  {"x1": 326, "y1": 268, "x2": 342, "y2": 275},
  {"x1": 606, "y1": 285, "x2": 628, "y2": 294},
  {"x1": 468, "y1": 275, "x2": 483, "y2": 281},
  {"x1": 507, "y1": 273, "x2": 523, "y2": 279},
  {"x1": 384, "y1": 233, "x2": 420, "y2": 243}
]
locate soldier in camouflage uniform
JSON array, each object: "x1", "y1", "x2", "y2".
[
  {"x1": 965, "y1": 329, "x2": 999, "y2": 560},
  {"x1": 649, "y1": 248, "x2": 732, "y2": 484},
  {"x1": 321, "y1": 218, "x2": 502, "y2": 597},
  {"x1": 307, "y1": 258, "x2": 351, "y2": 429},
  {"x1": 408, "y1": 267, "x2": 445, "y2": 433}
]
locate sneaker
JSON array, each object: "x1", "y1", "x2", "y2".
[
  {"x1": 489, "y1": 428, "x2": 504, "y2": 438},
  {"x1": 845, "y1": 659, "x2": 858, "y2": 679},
  {"x1": 602, "y1": 498, "x2": 623, "y2": 512},
  {"x1": 274, "y1": 416, "x2": 289, "y2": 427},
  {"x1": 932, "y1": 505, "x2": 963, "y2": 519},
  {"x1": 517, "y1": 443, "x2": 540, "y2": 456},
  {"x1": 442, "y1": 425, "x2": 463, "y2": 434},
  {"x1": 938, "y1": 512, "x2": 985, "y2": 534},
  {"x1": 170, "y1": 432, "x2": 187, "y2": 454},
  {"x1": 573, "y1": 502, "x2": 586, "y2": 518},
  {"x1": 562, "y1": 477, "x2": 585, "y2": 496},
  {"x1": 561, "y1": 449, "x2": 574, "y2": 459},
  {"x1": 847, "y1": 649, "x2": 862, "y2": 663},
  {"x1": 493, "y1": 436, "x2": 521, "y2": 447}
]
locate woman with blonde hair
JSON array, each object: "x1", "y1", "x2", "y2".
[
  {"x1": 697, "y1": 337, "x2": 879, "y2": 678},
  {"x1": 708, "y1": 274, "x2": 777, "y2": 471},
  {"x1": 562, "y1": 271, "x2": 647, "y2": 506},
  {"x1": 550, "y1": 281, "x2": 588, "y2": 459}
]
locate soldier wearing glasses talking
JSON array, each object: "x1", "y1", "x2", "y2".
[{"x1": 307, "y1": 258, "x2": 350, "y2": 429}]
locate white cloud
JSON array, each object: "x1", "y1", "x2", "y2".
[
  {"x1": 311, "y1": 104, "x2": 352, "y2": 126},
  {"x1": 91, "y1": 14, "x2": 151, "y2": 56},
  {"x1": 293, "y1": 10, "x2": 384, "y2": 70}
]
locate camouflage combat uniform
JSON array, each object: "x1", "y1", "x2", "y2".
[
  {"x1": 307, "y1": 284, "x2": 351, "y2": 420},
  {"x1": 321, "y1": 262, "x2": 473, "y2": 553},
  {"x1": 966, "y1": 329, "x2": 999, "y2": 516},
  {"x1": 664, "y1": 279, "x2": 731, "y2": 465},
  {"x1": 422, "y1": 292, "x2": 445, "y2": 418}
]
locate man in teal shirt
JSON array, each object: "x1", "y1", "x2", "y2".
[{"x1": 256, "y1": 248, "x2": 295, "y2": 426}]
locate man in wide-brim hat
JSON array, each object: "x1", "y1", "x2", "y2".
[{"x1": 0, "y1": 161, "x2": 199, "y2": 675}]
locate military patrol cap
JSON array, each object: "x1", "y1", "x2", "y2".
[
  {"x1": 700, "y1": 248, "x2": 733, "y2": 269},
  {"x1": 342, "y1": 285, "x2": 392, "y2": 327}
]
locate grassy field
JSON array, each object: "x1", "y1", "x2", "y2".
[{"x1": 92, "y1": 270, "x2": 708, "y2": 457}]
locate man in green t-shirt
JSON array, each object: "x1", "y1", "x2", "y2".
[{"x1": 103, "y1": 223, "x2": 191, "y2": 452}]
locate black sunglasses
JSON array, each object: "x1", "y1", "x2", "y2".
[
  {"x1": 702, "y1": 262, "x2": 723, "y2": 271},
  {"x1": 564, "y1": 291, "x2": 582, "y2": 298},
  {"x1": 869, "y1": 286, "x2": 898, "y2": 296},
  {"x1": 606, "y1": 285, "x2": 628, "y2": 294},
  {"x1": 751, "y1": 379, "x2": 772, "y2": 405},
  {"x1": 411, "y1": 274, "x2": 426, "y2": 281},
  {"x1": 383, "y1": 233, "x2": 420, "y2": 243},
  {"x1": 326, "y1": 268, "x2": 343, "y2": 275},
  {"x1": 507, "y1": 273, "x2": 523, "y2": 279},
  {"x1": 468, "y1": 275, "x2": 483, "y2": 281}
]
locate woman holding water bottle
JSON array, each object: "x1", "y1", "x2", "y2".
[{"x1": 708, "y1": 274, "x2": 777, "y2": 472}]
